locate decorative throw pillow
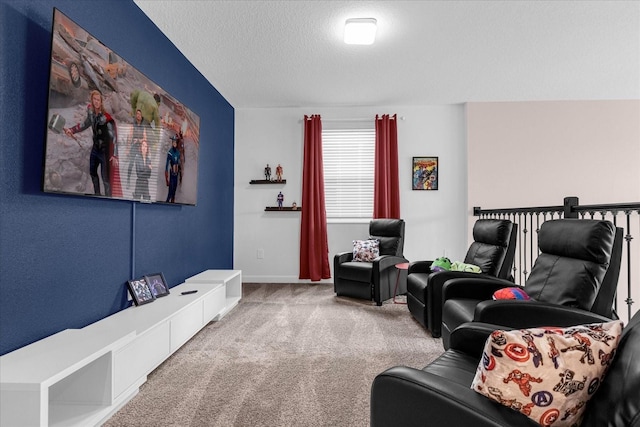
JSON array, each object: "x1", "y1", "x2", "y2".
[
  {"x1": 471, "y1": 320, "x2": 623, "y2": 426},
  {"x1": 352, "y1": 239, "x2": 379, "y2": 262},
  {"x1": 493, "y1": 287, "x2": 532, "y2": 300}
]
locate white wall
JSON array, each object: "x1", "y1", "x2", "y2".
[
  {"x1": 233, "y1": 100, "x2": 639, "y2": 320},
  {"x1": 234, "y1": 105, "x2": 468, "y2": 283}
]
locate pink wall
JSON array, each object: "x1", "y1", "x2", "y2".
[
  {"x1": 467, "y1": 100, "x2": 640, "y2": 321},
  {"x1": 467, "y1": 100, "x2": 639, "y2": 210}
]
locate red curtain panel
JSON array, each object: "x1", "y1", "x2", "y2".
[
  {"x1": 299, "y1": 115, "x2": 331, "y2": 281},
  {"x1": 374, "y1": 114, "x2": 400, "y2": 219}
]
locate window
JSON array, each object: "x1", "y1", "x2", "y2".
[{"x1": 322, "y1": 124, "x2": 375, "y2": 221}]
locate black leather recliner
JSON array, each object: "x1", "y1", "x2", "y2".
[
  {"x1": 334, "y1": 219, "x2": 408, "y2": 306},
  {"x1": 440, "y1": 219, "x2": 623, "y2": 348},
  {"x1": 407, "y1": 219, "x2": 517, "y2": 337},
  {"x1": 371, "y1": 310, "x2": 640, "y2": 427}
]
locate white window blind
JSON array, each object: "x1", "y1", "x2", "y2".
[{"x1": 322, "y1": 126, "x2": 375, "y2": 220}]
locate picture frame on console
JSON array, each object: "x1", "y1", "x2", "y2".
[
  {"x1": 412, "y1": 156, "x2": 438, "y2": 190},
  {"x1": 127, "y1": 278, "x2": 155, "y2": 306},
  {"x1": 145, "y1": 272, "x2": 170, "y2": 298}
]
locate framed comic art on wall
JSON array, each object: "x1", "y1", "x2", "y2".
[{"x1": 412, "y1": 157, "x2": 438, "y2": 190}]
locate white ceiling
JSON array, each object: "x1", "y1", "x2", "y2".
[{"x1": 134, "y1": 0, "x2": 640, "y2": 109}]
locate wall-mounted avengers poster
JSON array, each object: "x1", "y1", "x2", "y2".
[{"x1": 43, "y1": 8, "x2": 200, "y2": 205}]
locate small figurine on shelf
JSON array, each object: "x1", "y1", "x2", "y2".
[
  {"x1": 264, "y1": 164, "x2": 272, "y2": 181},
  {"x1": 275, "y1": 163, "x2": 283, "y2": 182},
  {"x1": 291, "y1": 201, "x2": 297, "y2": 210},
  {"x1": 277, "y1": 191, "x2": 284, "y2": 208}
]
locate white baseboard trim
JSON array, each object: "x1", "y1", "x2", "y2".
[{"x1": 242, "y1": 275, "x2": 333, "y2": 285}]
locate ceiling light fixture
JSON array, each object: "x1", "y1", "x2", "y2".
[{"x1": 344, "y1": 18, "x2": 377, "y2": 45}]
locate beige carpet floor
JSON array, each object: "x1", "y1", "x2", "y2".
[{"x1": 104, "y1": 283, "x2": 444, "y2": 426}]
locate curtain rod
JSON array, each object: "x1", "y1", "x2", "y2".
[
  {"x1": 300, "y1": 116, "x2": 406, "y2": 122},
  {"x1": 322, "y1": 117, "x2": 373, "y2": 122}
]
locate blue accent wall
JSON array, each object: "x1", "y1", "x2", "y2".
[{"x1": 0, "y1": 0, "x2": 234, "y2": 355}]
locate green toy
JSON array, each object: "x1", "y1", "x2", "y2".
[
  {"x1": 431, "y1": 257, "x2": 452, "y2": 272},
  {"x1": 450, "y1": 261, "x2": 482, "y2": 273},
  {"x1": 430, "y1": 257, "x2": 481, "y2": 274}
]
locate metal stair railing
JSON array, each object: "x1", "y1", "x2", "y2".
[{"x1": 473, "y1": 196, "x2": 640, "y2": 323}]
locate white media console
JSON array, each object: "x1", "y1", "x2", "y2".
[{"x1": 0, "y1": 269, "x2": 242, "y2": 427}]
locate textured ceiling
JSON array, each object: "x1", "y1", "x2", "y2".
[{"x1": 134, "y1": 0, "x2": 640, "y2": 108}]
